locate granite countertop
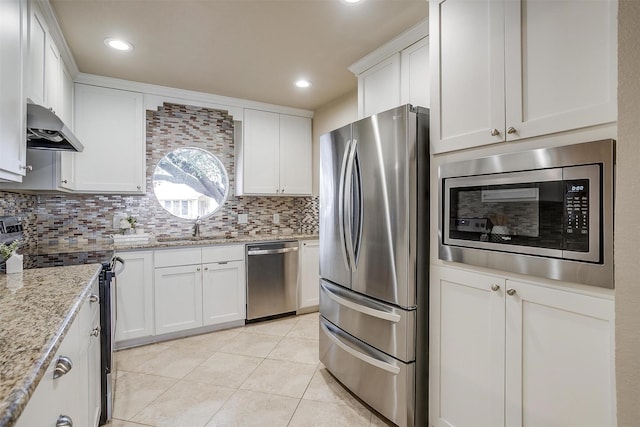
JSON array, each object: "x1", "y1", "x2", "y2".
[
  {"x1": 0, "y1": 264, "x2": 102, "y2": 426},
  {"x1": 32, "y1": 233, "x2": 319, "y2": 254}
]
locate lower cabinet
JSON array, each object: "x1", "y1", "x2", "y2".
[
  {"x1": 155, "y1": 264, "x2": 204, "y2": 335},
  {"x1": 430, "y1": 265, "x2": 615, "y2": 427},
  {"x1": 203, "y1": 260, "x2": 245, "y2": 325},
  {"x1": 16, "y1": 276, "x2": 101, "y2": 427},
  {"x1": 153, "y1": 244, "x2": 246, "y2": 336},
  {"x1": 115, "y1": 251, "x2": 154, "y2": 342},
  {"x1": 298, "y1": 239, "x2": 320, "y2": 310}
]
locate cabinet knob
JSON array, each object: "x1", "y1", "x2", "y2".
[
  {"x1": 20, "y1": 165, "x2": 33, "y2": 172},
  {"x1": 91, "y1": 326, "x2": 101, "y2": 337},
  {"x1": 507, "y1": 126, "x2": 517, "y2": 135},
  {"x1": 61, "y1": 179, "x2": 68, "y2": 184},
  {"x1": 53, "y1": 356, "x2": 73, "y2": 379},
  {"x1": 197, "y1": 267, "x2": 201, "y2": 271},
  {"x1": 490, "y1": 284, "x2": 500, "y2": 292},
  {"x1": 56, "y1": 415, "x2": 73, "y2": 427},
  {"x1": 204, "y1": 267, "x2": 209, "y2": 271},
  {"x1": 89, "y1": 294, "x2": 99, "y2": 303},
  {"x1": 281, "y1": 189, "x2": 285, "y2": 193},
  {"x1": 506, "y1": 288, "x2": 517, "y2": 296},
  {"x1": 490, "y1": 129, "x2": 500, "y2": 137},
  {"x1": 137, "y1": 185, "x2": 142, "y2": 190}
]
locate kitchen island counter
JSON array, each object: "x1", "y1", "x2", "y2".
[{"x1": 0, "y1": 264, "x2": 102, "y2": 427}]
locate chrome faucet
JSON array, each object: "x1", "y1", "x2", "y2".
[{"x1": 193, "y1": 216, "x2": 201, "y2": 238}]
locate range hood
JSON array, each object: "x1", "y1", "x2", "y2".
[{"x1": 26, "y1": 102, "x2": 84, "y2": 152}]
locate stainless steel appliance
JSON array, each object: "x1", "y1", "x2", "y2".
[
  {"x1": 439, "y1": 138, "x2": 615, "y2": 288},
  {"x1": 246, "y1": 241, "x2": 298, "y2": 321},
  {"x1": 26, "y1": 102, "x2": 84, "y2": 152},
  {"x1": 319, "y1": 104, "x2": 429, "y2": 427},
  {"x1": 99, "y1": 256, "x2": 125, "y2": 425}
]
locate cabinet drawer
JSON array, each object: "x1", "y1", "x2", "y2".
[
  {"x1": 202, "y1": 244, "x2": 244, "y2": 263},
  {"x1": 154, "y1": 247, "x2": 201, "y2": 267}
]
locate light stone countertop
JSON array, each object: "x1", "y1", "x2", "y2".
[
  {"x1": 33, "y1": 233, "x2": 319, "y2": 255},
  {"x1": 0, "y1": 264, "x2": 103, "y2": 427}
]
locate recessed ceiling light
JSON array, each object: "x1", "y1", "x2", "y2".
[
  {"x1": 104, "y1": 37, "x2": 134, "y2": 51},
  {"x1": 295, "y1": 79, "x2": 312, "y2": 88}
]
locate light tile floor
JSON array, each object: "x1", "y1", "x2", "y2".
[{"x1": 109, "y1": 312, "x2": 391, "y2": 427}]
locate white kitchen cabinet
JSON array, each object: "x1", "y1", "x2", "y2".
[
  {"x1": 358, "y1": 53, "x2": 401, "y2": 119},
  {"x1": 298, "y1": 239, "x2": 319, "y2": 310},
  {"x1": 350, "y1": 20, "x2": 429, "y2": 118},
  {"x1": 401, "y1": 37, "x2": 429, "y2": 111},
  {"x1": 115, "y1": 251, "x2": 154, "y2": 343},
  {"x1": 154, "y1": 264, "x2": 203, "y2": 335},
  {"x1": 154, "y1": 245, "x2": 246, "y2": 336},
  {"x1": 16, "y1": 276, "x2": 100, "y2": 427},
  {"x1": 430, "y1": 265, "x2": 615, "y2": 427},
  {"x1": 26, "y1": 1, "x2": 46, "y2": 106},
  {"x1": 238, "y1": 108, "x2": 312, "y2": 196},
  {"x1": 202, "y1": 260, "x2": 245, "y2": 325},
  {"x1": 73, "y1": 83, "x2": 145, "y2": 193},
  {"x1": 429, "y1": 0, "x2": 617, "y2": 153},
  {"x1": 0, "y1": 0, "x2": 27, "y2": 182}
]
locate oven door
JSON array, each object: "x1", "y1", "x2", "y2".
[{"x1": 443, "y1": 164, "x2": 601, "y2": 263}]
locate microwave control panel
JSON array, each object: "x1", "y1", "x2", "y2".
[{"x1": 564, "y1": 179, "x2": 589, "y2": 251}]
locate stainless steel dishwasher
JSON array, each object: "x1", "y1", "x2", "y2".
[{"x1": 246, "y1": 240, "x2": 299, "y2": 321}]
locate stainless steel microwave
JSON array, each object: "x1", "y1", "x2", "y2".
[{"x1": 438, "y1": 139, "x2": 615, "y2": 288}]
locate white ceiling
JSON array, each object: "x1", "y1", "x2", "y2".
[{"x1": 50, "y1": 0, "x2": 428, "y2": 112}]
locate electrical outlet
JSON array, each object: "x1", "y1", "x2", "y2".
[
  {"x1": 238, "y1": 213, "x2": 248, "y2": 224},
  {"x1": 273, "y1": 213, "x2": 280, "y2": 224}
]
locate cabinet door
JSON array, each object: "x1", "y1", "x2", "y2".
[
  {"x1": 504, "y1": 0, "x2": 617, "y2": 141},
  {"x1": 358, "y1": 53, "x2": 401, "y2": 118},
  {"x1": 0, "y1": 0, "x2": 27, "y2": 180},
  {"x1": 26, "y1": 3, "x2": 46, "y2": 106},
  {"x1": 154, "y1": 265, "x2": 203, "y2": 335},
  {"x1": 279, "y1": 114, "x2": 312, "y2": 195},
  {"x1": 299, "y1": 240, "x2": 319, "y2": 309},
  {"x1": 44, "y1": 33, "x2": 60, "y2": 112},
  {"x1": 401, "y1": 37, "x2": 430, "y2": 108},
  {"x1": 504, "y1": 281, "x2": 615, "y2": 427},
  {"x1": 430, "y1": 266, "x2": 505, "y2": 427},
  {"x1": 242, "y1": 109, "x2": 279, "y2": 194},
  {"x1": 115, "y1": 251, "x2": 154, "y2": 343},
  {"x1": 74, "y1": 84, "x2": 145, "y2": 193},
  {"x1": 202, "y1": 260, "x2": 245, "y2": 325},
  {"x1": 430, "y1": 0, "x2": 505, "y2": 153},
  {"x1": 59, "y1": 63, "x2": 74, "y2": 128}
]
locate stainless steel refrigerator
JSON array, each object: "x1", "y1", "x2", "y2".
[{"x1": 319, "y1": 104, "x2": 429, "y2": 427}]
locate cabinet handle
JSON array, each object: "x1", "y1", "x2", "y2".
[
  {"x1": 53, "y1": 356, "x2": 73, "y2": 379},
  {"x1": 507, "y1": 126, "x2": 517, "y2": 135},
  {"x1": 490, "y1": 284, "x2": 500, "y2": 292},
  {"x1": 20, "y1": 165, "x2": 33, "y2": 171},
  {"x1": 490, "y1": 129, "x2": 500, "y2": 137},
  {"x1": 56, "y1": 415, "x2": 73, "y2": 427},
  {"x1": 506, "y1": 288, "x2": 517, "y2": 296},
  {"x1": 61, "y1": 179, "x2": 68, "y2": 184},
  {"x1": 89, "y1": 294, "x2": 99, "y2": 303},
  {"x1": 91, "y1": 326, "x2": 101, "y2": 337}
]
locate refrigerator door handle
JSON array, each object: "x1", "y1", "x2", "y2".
[
  {"x1": 338, "y1": 139, "x2": 353, "y2": 271},
  {"x1": 321, "y1": 319, "x2": 401, "y2": 375},
  {"x1": 344, "y1": 138, "x2": 358, "y2": 271},
  {"x1": 321, "y1": 281, "x2": 402, "y2": 323}
]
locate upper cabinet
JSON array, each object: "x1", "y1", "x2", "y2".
[
  {"x1": 350, "y1": 20, "x2": 429, "y2": 118},
  {"x1": 0, "y1": 0, "x2": 27, "y2": 182},
  {"x1": 430, "y1": 0, "x2": 617, "y2": 154},
  {"x1": 237, "y1": 108, "x2": 312, "y2": 196},
  {"x1": 73, "y1": 84, "x2": 145, "y2": 193}
]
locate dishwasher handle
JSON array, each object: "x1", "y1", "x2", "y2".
[{"x1": 247, "y1": 246, "x2": 299, "y2": 256}]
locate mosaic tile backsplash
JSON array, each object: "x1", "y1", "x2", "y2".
[{"x1": 0, "y1": 102, "x2": 319, "y2": 252}]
